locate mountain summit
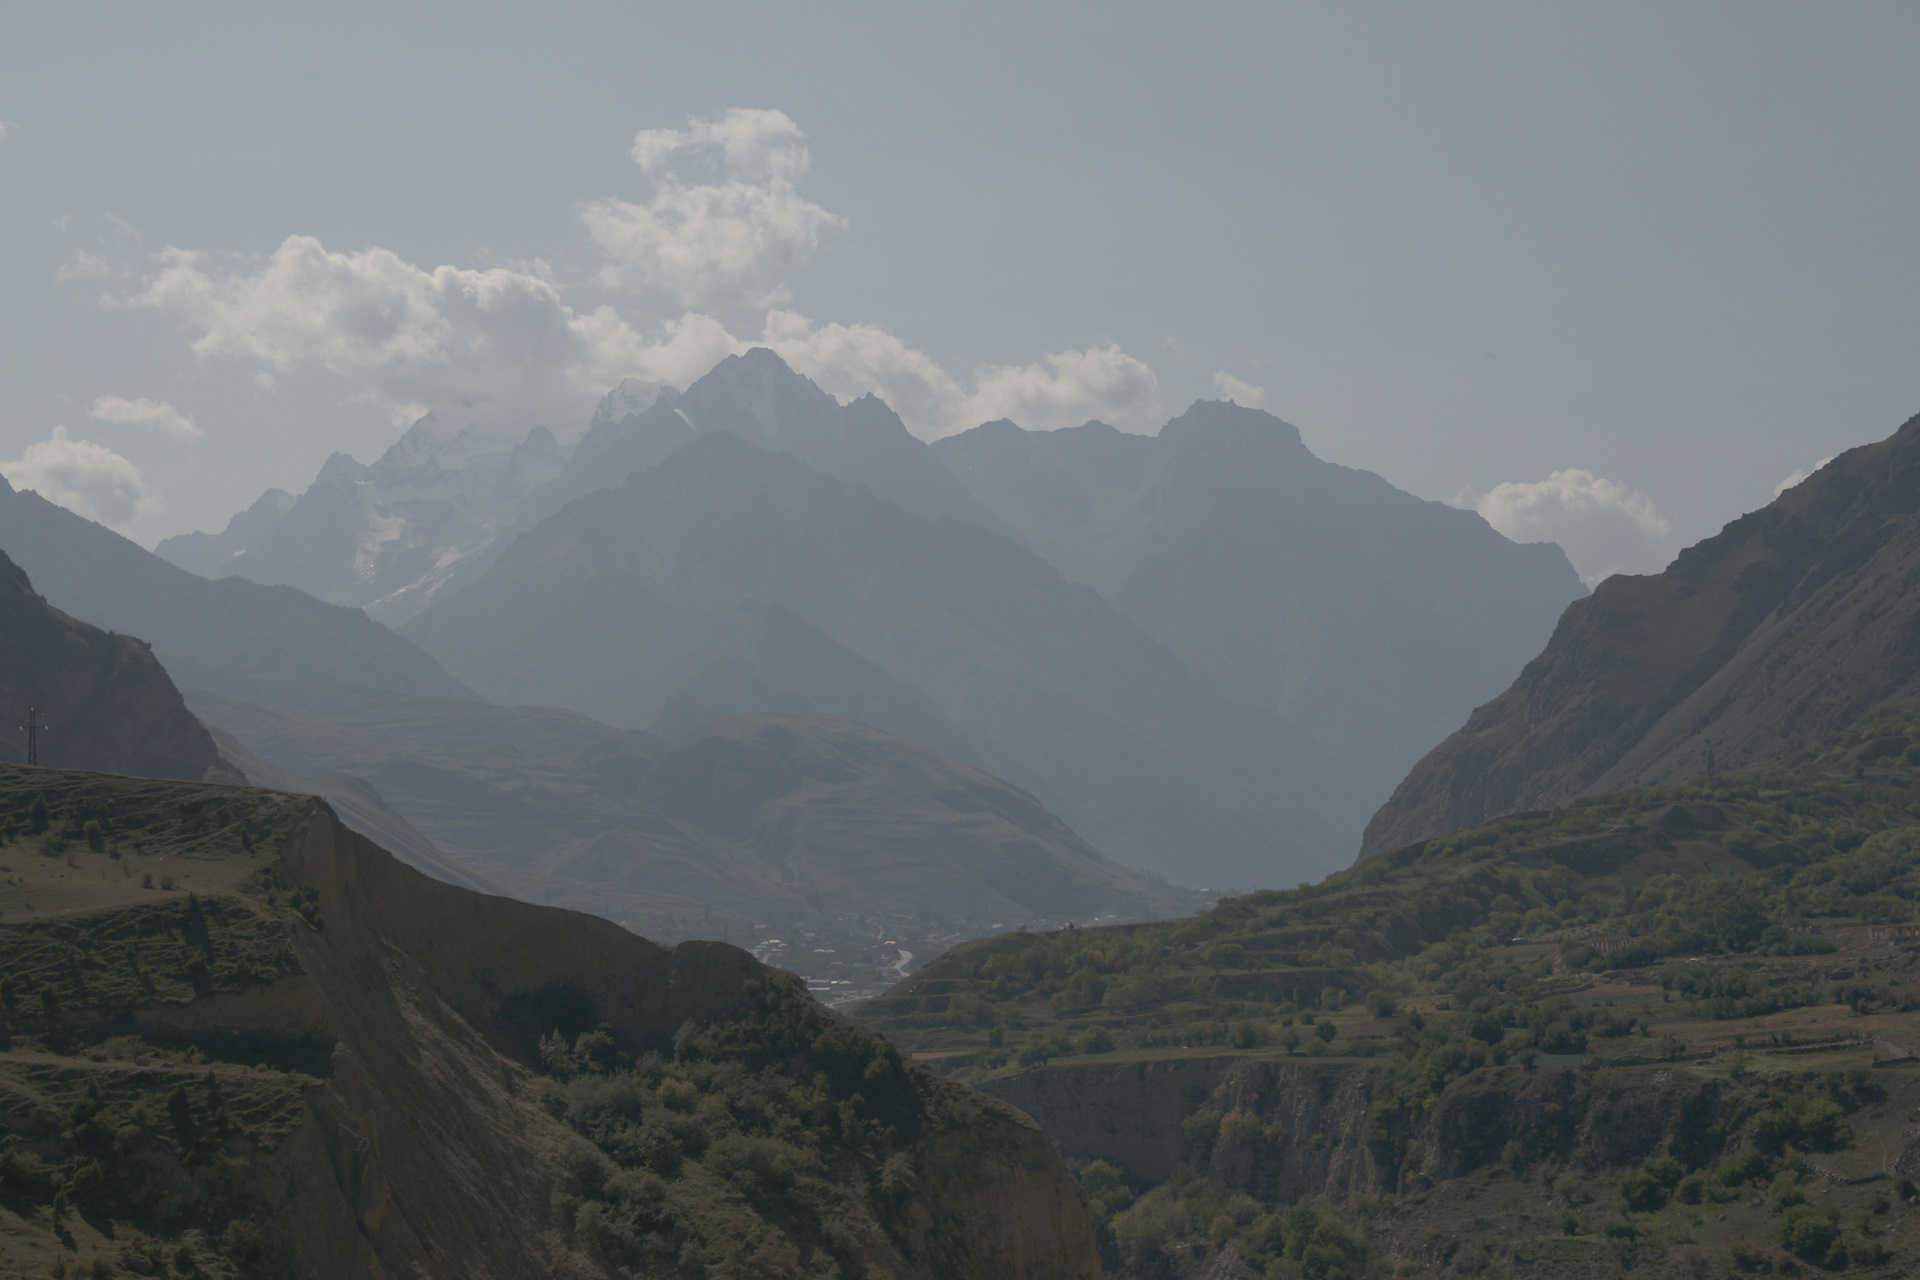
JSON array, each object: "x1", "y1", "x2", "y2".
[
  {"x1": 158, "y1": 408, "x2": 566, "y2": 623},
  {"x1": 935, "y1": 402, "x2": 1585, "y2": 804},
  {"x1": 1362, "y1": 409, "x2": 1920, "y2": 855}
]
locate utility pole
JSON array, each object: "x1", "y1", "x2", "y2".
[{"x1": 21, "y1": 708, "x2": 44, "y2": 766}]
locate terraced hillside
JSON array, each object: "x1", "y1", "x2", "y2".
[
  {"x1": 859, "y1": 707, "x2": 1920, "y2": 1278},
  {"x1": 0, "y1": 765, "x2": 1100, "y2": 1279}
]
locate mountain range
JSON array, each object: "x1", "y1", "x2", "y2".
[
  {"x1": 149, "y1": 348, "x2": 1584, "y2": 884},
  {"x1": 156, "y1": 351, "x2": 1007, "y2": 625},
  {"x1": 400, "y1": 429, "x2": 1362, "y2": 887},
  {"x1": 186, "y1": 688, "x2": 1186, "y2": 932},
  {"x1": 1362, "y1": 409, "x2": 1920, "y2": 855},
  {"x1": 0, "y1": 471, "x2": 470, "y2": 714}
]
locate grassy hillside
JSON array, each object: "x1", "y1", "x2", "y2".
[
  {"x1": 859, "y1": 705, "x2": 1920, "y2": 1277},
  {"x1": 0, "y1": 765, "x2": 1100, "y2": 1279}
]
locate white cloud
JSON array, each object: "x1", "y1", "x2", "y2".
[
  {"x1": 583, "y1": 108, "x2": 846, "y2": 308},
  {"x1": 1773, "y1": 456, "x2": 1834, "y2": 497},
  {"x1": 55, "y1": 249, "x2": 110, "y2": 284},
  {"x1": 1, "y1": 426, "x2": 161, "y2": 529},
  {"x1": 966, "y1": 345, "x2": 1159, "y2": 433},
  {"x1": 0, "y1": 122, "x2": 11, "y2": 143},
  {"x1": 138, "y1": 234, "x2": 742, "y2": 426},
  {"x1": 1472, "y1": 468, "x2": 1671, "y2": 587},
  {"x1": 762, "y1": 310, "x2": 1159, "y2": 437},
  {"x1": 88, "y1": 395, "x2": 202, "y2": 442},
  {"x1": 1212, "y1": 371, "x2": 1267, "y2": 408}
]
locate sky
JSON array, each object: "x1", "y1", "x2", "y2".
[{"x1": 1, "y1": 2, "x2": 1916, "y2": 585}]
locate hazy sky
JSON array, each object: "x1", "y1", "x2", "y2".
[{"x1": 2, "y1": 3, "x2": 1916, "y2": 583}]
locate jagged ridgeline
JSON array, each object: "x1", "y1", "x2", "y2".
[
  {"x1": 0, "y1": 766, "x2": 1099, "y2": 1279},
  {"x1": 858, "y1": 707, "x2": 1920, "y2": 1278}
]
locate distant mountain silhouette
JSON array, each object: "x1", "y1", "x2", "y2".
[
  {"x1": 1362, "y1": 410, "x2": 1920, "y2": 855},
  {"x1": 935, "y1": 404, "x2": 1584, "y2": 803},
  {"x1": 404, "y1": 430, "x2": 1365, "y2": 888},
  {"x1": 159, "y1": 352, "x2": 1007, "y2": 625},
  {"x1": 0, "y1": 548, "x2": 231, "y2": 781},
  {"x1": 157, "y1": 408, "x2": 567, "y2": 623},
  {"x1": 0, "y1": 472, "x2": 471, "y2": 714},
  {"x1": 191, "y1": 691, "x2": 1182, "y2": 926}
]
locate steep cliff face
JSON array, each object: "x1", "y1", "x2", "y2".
[
  {"x1": 1363, "y1": 409, "x2": 1920, "y2": 855},
  {"x1": 0, "y1": 766, "x2": 1101, "y2": 1279},
  {"x1": 0, "y1": 548, "x2": 230, "y2": 781}
]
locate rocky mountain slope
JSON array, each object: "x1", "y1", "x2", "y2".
[
  {"x1": 861, "y1": 705, "x2": 1920, "y2": 1278},
  {"x1": 935, "y1": 404, "x2": 1585, "y2": 801},
  {"x1": 0, "y1": 549, "x2": 229, "y2": 782},
  {"x1": 403, "y1": 429, "x2": 1365, "y2": 888},
  {"x1": 185, "y1": 690, "x2": 1190, "y2": 939},
  {"x1": 1363, "y1": 409, "x2": 1920, "y2": 856},
  {"x1": 0, "y1": 765, "x2": 1102, "y2": 1278},
  {"x1": 0, "y1": 472, "x2": 472, "y2": 715},
  {"x1": 158, "y1": 408, "x2": 567, "y2": 624}
]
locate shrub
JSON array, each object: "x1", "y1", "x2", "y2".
[
  {"x1": 1079, "y1": 1025, "x2": 1114, "y2": 1054},
  {"x1": 1619, "y1": 1168, "x2": 1668, "y2": 1213},
  {"x1": 1776, "y1": 1205, "x2": 1838, "y2": 1258},
  {"x1": 1716, "y1": 1148, "x2": 1772, "y2": 1187}
]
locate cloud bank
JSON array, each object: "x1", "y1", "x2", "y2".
[
  {"x1": 88, "y1": 395, "x2": 202, "y2": 441},
  {"x1": 1, "y1": 426, "x2": 161, "y2": 529},
  {"x1": 125, "y1": 109, "x2": 1164, "y2": 441},
  {"x1": 139, "y1": 236, "x2": 740, "y2": 425},
  {"x1": 583, "y1": 108, "x2": 846, "y2": 308},
  {"x1": 1472, "y1": 468, "x2": 1671, "y2": 587},
  {"x1": 138, "y1": 234, "x2": 1161, "y2": 437}
]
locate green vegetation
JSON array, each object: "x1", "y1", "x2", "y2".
[
  {"x1": 861, "y1": 705, "x2": 1920, "y2": 1277},
  {"x1": 0, "y1": 768, "x2": 322, "y2": 1277},
  {"x1": 534, "y1": 971, "x2": 994, "y2": 1279}
]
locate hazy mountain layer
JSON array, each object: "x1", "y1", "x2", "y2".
[
  {"x1": 404, "y1": 431, "x2": 1368, "y2": 888},
  {"x1": 188, "y1": 690, "x2": 1182, "y2": 928},
  {"x1": 935, "y1": 403, "x2": 1585, "y2": 797},
  {"x1": 1363, "y1": 409, "x2": 1920, "y2": 855},
  {"x1": 0, "y1": 549, "x2": 230, "y2": 781},
  {"x1": 0, "y1": 472, "x2": 472, "y2": 714}
]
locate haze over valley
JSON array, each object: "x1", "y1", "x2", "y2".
[{"x1": 4, "y1": 8, "x2": 1919, "y2": 1278}]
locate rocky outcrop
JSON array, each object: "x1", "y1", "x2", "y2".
[
  {"x1": 988, "y1": 1053, "x2": 1735, "y2": 1203},
  {"x1": 0, "y1": 548, "x2": 231, "y2": 781},
  {"x1": 1363, "y1": 408, "x2": 1920, "y2": 855}
]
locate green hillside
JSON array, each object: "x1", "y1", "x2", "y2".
[
  {"x1": 0, "y1": 765, "x2": 1100, "y2": 1278},
  {"x1": 859, "y1": 705, "x2": 1920, "y2": 1277}
]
